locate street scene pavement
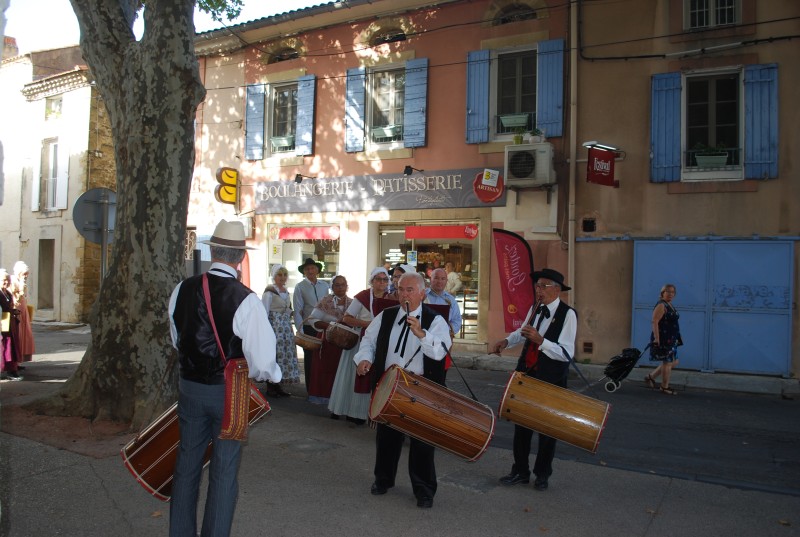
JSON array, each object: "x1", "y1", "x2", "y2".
[{"x1": 1, "y1": 323, "x2": 799, "y2": 536}]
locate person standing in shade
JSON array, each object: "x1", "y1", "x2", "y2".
[
  {"x1": 491, "y1": 268, "x2": 576, "y2": 492},
  {"x1": 386, "y1": 263, "x2": 414, "y2": 301},
  {"x1": 644, "y1": 283, "x2": 682, "y2": 395},
  {"x1": 293, "y1": 258, "x2": 330, "y2": 392},
  {"x1": 425, "y1": 268, "x2": 462, "y2": 381},
  {"x1": 355, "y1": 271, "x2": 451, "y2": 509},
  {"x1": 0, "y1": 269, "x2": 23, "y2": 381},
  {"x1": 12, "y1": 261, "x2": 34, "y2": 365},
  {"x1": 169, "y1": 220, "x2": 281, "y2": 537},
  {"x1": 261, "y1": 264, "x2": 299, "y2": 397},
  {"x1": 306, "y1": 274, "x2": 352, "y2": 406}
]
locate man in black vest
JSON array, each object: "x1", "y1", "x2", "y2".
[
  {"x1": 355, "y1": 271, "x2": 451, "y2": 508},
  {"x1": 491, "y1": 268, "x2": 577, "y2": 492},
  {"x1": 169, "y1": 220, "x2": 281, "y2": 537}
]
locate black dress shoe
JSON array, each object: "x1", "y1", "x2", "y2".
[
  {"x1": 416, "y1": 496, "x2": 433, "y2": 508},
  {"x1": 346, "y1": 416, "x2": 366, "y2": 425},
  {"x1": 499, "y1": 472, "x2": 530, "y2": 486},
  {"x1": 533, "y1": 476, "x2": 549, "y2": 491},
  {"x1": 330, "y1": 413, "x2": 340, "y2": 420},
  {"x1": 370, "y1": 482, "x2": 388, "y2": 495}
]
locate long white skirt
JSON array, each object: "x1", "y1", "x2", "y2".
[{"x1": 327, "y1": 341, "x2": 370, "y2": 420}]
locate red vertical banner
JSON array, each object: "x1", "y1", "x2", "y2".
[{"x1": 492, "y1": 229, "x2": 535, "y2": 332}]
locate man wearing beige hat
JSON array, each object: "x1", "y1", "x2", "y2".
[{"x1": 168, "y1": 219, "x2": 281, "y2": 537}]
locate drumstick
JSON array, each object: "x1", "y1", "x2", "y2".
[{"x1": 405, "y1": 301, "x2": 410, "y2": 316}]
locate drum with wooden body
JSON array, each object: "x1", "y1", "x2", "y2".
[
  {"x1": 121, "y1": 384, "x2": 270, "y2": 501},
  {"x1": 369, "y1": 365, "x2": 495, "y2": 462},
  {"x1": 294, "y1": 332, "x2": 322, "y2": 350},
  {"x1": 325, "y1": 322, "x2": 360, "y2": 350},
  {"x1": 499, "y1": 371, "x2": 610, "y2": 454}
]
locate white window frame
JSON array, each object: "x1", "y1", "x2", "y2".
[
  {"x1": 680, "y1": 67, "x2": 744, "y2": 182},
  {"x1": 366, "y1": 65, "x2": 405, "y2": 149},
  {"x1": 266, "y1": 81, "x2": 298, "y2": 155},
  {"x1": 683, "y1": 0, "x2": 740, "y2": 30},
  {"x1": 489, "y1": 44, "x2": 536, "y2": 141}
]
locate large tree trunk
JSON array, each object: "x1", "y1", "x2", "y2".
[{"x1": 29, "y1": 0, "x2": 205, "y2": 427}]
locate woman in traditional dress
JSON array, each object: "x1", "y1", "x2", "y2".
[
  {"x1": 306, "y1": 275, "x2": 352, "y2": 407},
  {"x1": 644, "y1": 283, "x2": 683, "y2": 395},
  {"x1": 12, "y1": 261, "x2": 34, "y2": 364},
  {"x1": 0, "y1": 269, "x2": 22, "y2": 381},
  {"x1": 328, "y1": 267, "x2": 397, "y2": 425},
  {"x1": 261, "y1": 264, "x2": 299, "y2": 397}
]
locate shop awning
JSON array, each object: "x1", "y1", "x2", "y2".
[
  {"x1": 278, "y1": 226, "x2": 340, "y2": 240},
  {"x1": 405, "y1": 224, "x2": 478, "y2": 240}
]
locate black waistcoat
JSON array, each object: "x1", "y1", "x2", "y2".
[
  {"x1": 173, "y1": 272, "x2": 252, "y2": 384},
  {"x1": 515, "y1": 300, "x2": 575, "y2": 387},
  {"x1": 369, "y1": 304, "x2": 446, "y2": 390}
]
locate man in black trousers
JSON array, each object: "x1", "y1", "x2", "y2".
[
  {"x1": 354, "y1": 271, "x2": 451, "y2": 508},
  {"x1": 490, "y1": 268, "x2": 577, "y2": 491}
]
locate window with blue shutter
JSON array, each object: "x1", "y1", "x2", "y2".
[
  {"x1": 537, "y1": 38, "x2": 564, "y2": 138},
  {"x1": 345, "y1": 67, "x2": 366, "y2": 153},
  {"x1": 245, "y1": 84, "x2": 266, "y2": 160},
  {"x1": 744, "y1": 64, "x2": 778, "y2": 180},
  {"x1": 650, "y1": 72, "x2": 681, "y2": 182},
  {"x1": 403, "y1": 58, "x2": 428, "y2": 148},
  {"x1": 295, "y1": 74, "x2": 316, "y2": 156},
  {"x1": 465, "y1": 49, "x2": 490, "y2": 144}
]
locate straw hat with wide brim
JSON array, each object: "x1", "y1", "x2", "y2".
[{"x1": 200, "y1": 220, "x2": 256, "y2": 250}]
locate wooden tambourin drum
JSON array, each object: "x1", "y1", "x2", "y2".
[
  {"x1": 294, "y1": 332, "x2": 322, "y2": 350},
  {"x1": 499, "y1": 371, "x2": 610, "y2": 454},
  {"x1": 120, "y1": 384, "x2": 270, "y2": 501},
  {"x1": 369, "y1": 365, "x2": 495, "y2": 462},
  {"x1": 325, "y1": 322, "x2": 360, "y2": 350}
]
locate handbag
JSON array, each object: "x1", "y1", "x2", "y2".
[
  {"x1": 1, "y1": 311, "x2": 9, "y2": 332},
  {"x1": 202, "y1": 274, "x2": 251, "y2": 441}
]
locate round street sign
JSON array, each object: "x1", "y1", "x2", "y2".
[{"x1": 73, "y1": 187, "x2": 116, "y2": 245}]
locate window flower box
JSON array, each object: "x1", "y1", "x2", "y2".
[
  {"x1": 371, "y1": 124, "x2": 403, "y2": 141},
  {"x1": 270, "y1": 135, "x2": 295, "y2": 151},
  {"x1": 499, "y1": 114, "x2": 529, "y2": 128},
  {"x1": 695, "y1": 154, "x2": 728, "y2": 168}
]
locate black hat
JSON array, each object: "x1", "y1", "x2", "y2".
[
  {"x1": 298, "y1": 258, "x2": 323, "y2": 274},
  {"x1": 531, "y1": 268, "x2": 571, "y2": 291}
]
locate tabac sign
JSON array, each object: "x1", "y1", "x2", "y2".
[{"x1": 252, "y1": 167, "x2": 507, "y2": 215}]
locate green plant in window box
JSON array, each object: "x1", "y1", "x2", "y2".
[
  {"x1": 529, "y1": 127, "x2": 544, "y2": 143},
  {"x1": 512, "y1": 126, "x2": 525, "y2": 145},
  {"x1": 693, "y1": 142, "x2": 729, "y2": 168}
]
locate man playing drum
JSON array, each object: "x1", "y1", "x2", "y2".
[
  {"x1": 490, "y1": 268, "x2": 577, "y2": 492},
  {"x1": 355, "y1": 271, "x2": 451, "y2": 508}
]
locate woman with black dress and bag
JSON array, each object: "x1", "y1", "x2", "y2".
[{"x1": 644, "y1": 283, "x2": 683, "y2": 395}]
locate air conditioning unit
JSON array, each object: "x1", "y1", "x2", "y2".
[{"x1": 504, "y1": 143, "x2": 556, "y2": 188}]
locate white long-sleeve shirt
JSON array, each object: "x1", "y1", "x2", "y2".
[
  {"x1": 504, "y1": 298, "x2": 576, "y2": 362},
  {"x1": 169, "y1": 262, "x2": 282, "y2": 382},
  {"x1": 353, "y1": 305, "x2": 451, "y2": 375}
]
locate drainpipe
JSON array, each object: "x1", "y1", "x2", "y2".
[{"x1": 567, "y1": 0, "x2": 579, "y2": 304}]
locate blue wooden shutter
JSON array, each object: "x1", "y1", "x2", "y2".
[
  {"x1": 295, "y1": 74, "x2": 316, "y2": 156},
  {"x1": 744, "y1": 64, "x2": 778, "y2": 180},
  {"x1": 403, "y1": 58, "x2": 428, "y2": 148},
  {"x1": 245, "y1": 84, "x2": 265, "y2": 160},
  {"x1": 537, "y1": 38, "x2": 564, "y2": 138},
  {"x1": 345, "y1": 67, "x2": 366, "y2": 153},
  {"x1": 650, "y1": 72, "x2": 681, "y2": 183},
  {"x1": 465, "y1": 50, "x2": 490, "y2": 144}
]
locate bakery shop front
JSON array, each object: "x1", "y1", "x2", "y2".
[{"x1": 246, "y1": 166, "x2": 507, "y2": 346}]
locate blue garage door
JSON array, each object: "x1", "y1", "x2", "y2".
[{"x1": 632, "y1": 240, "x2": 793, "y2": 375}]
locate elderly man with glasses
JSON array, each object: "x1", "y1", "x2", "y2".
[{"x1": 490, "y1": 268, "x2": 576, "y2": 492}]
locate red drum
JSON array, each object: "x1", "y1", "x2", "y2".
[
  {"x1": 294, "y1": 332, "x2": 322, "y2": 350},
  {"x1": 369, "y1": 365, "x2": 495, "y2": 462},
  {"x1": 325, "y1": 322, "x2": 360, "y2": 350},
  {"x1": 120, "y1": 384, "x2": 270, "y2": 501},
  {"x1": 499, "y1": 371, "x2": 610, "y2": 454}
]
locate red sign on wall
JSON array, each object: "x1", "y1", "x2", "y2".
[{"x1": 586, "y1": 147, "x2": 618, "y2": 187}]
